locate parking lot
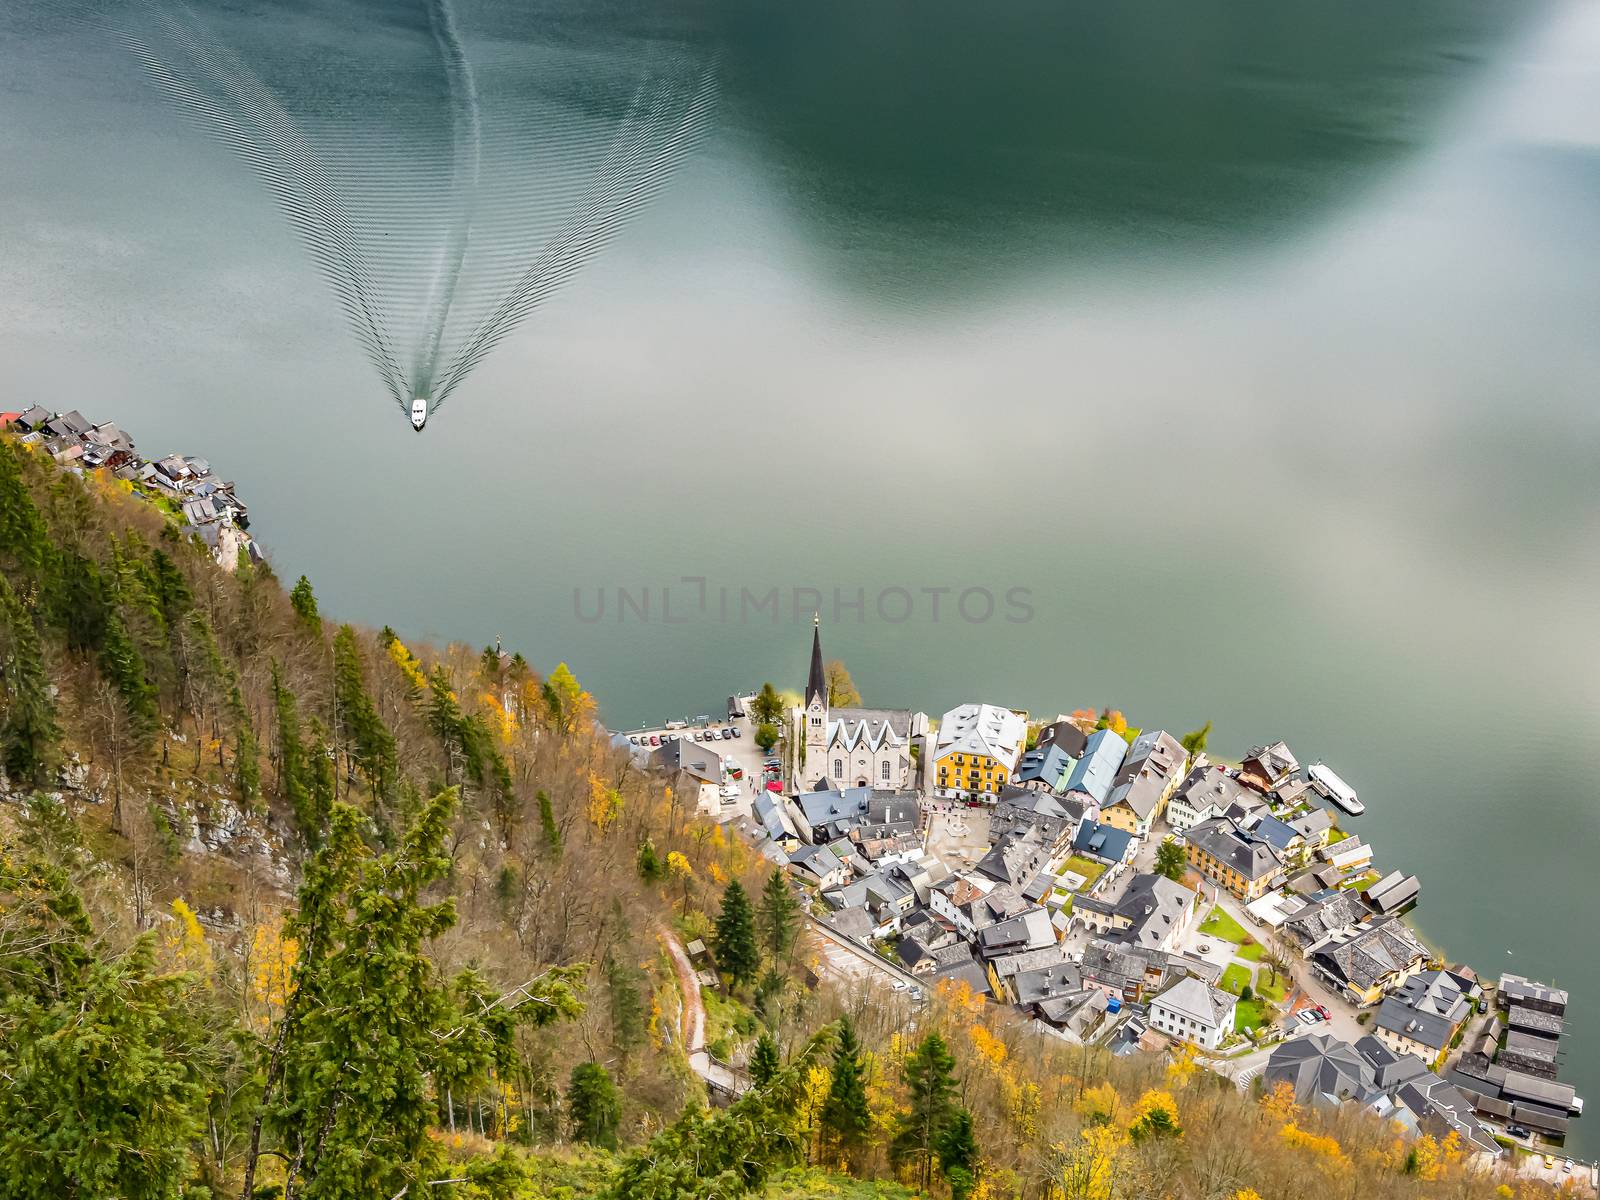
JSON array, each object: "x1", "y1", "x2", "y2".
[{"x1": 617, "y1": 706, "x2": 778, "y2": 822}]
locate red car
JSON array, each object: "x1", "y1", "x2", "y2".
[{"x1": 1315, "y1": 1005, "x2": 1330, "y2": 1020}]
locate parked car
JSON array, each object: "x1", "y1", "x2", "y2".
[
  {"x1": 1315, "y1": 1005, "x2": 1330, "y2": 1019},
  {"x1": 731, "y1": 728, "x2": 742, "y2": 738},
  {"x1": 1506, "y1": 1125, "x2": 1531, "y2": 1139},
  {"x1": 723, "y1": 727, "x2": 735, "y2": 738},
  {"x1": 649, "y1": 735, "x2": 660, "y2": 746},
  {"x1": 1297, "y1": 1011, "x2": 1320, "y2": 1026}
]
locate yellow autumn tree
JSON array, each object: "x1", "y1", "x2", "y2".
[
  {"x1": 587, "y1": 772, "x2": 622, "y2": 835},
  {"x1": 1128, "y1": 1089, "x2": 1182, "y2": 1140},
  {"x1": 386, "y1": 636, "x2": 428, "y2": 693},
  {"x1": 796, "y1": 1062, "x2": 833, "y2": 1164},
  {"x1": 1261, "y1": 1080, "x2": 1300, "y2": 1124},
  {"x1": 248, "y1": 917, "x2": 298, "y2": 1031},
  {"x1": 1002, "y1": 1074, "x2": 1042, "y2": 1148},
  {"x1": 1280, "y1": 1121, "x2": 1348, "y2": 1172},
  {"x1": 479, "y1": 690, "x2": 517, "y2": 745},
  {"x1": 163, "y1": 897, "x2": 212, "y2": 977},
  {"x1": 968, "y1": 1023, "x2": 1009, "y2": 1071},
  {"x1": 1077, "y1": 1081, "x2": 1123, "y2": 1126},
  {"x1": 1056, "y1": 1123, "x2": 1129, "y2": 1200},
  {"x1": 1165, "y1": 1045, "x2": 1197, "y2": 1086}
]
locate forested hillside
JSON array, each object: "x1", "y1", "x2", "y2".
[{"x1": 0, "y1": 436, "x2": 1567, "y2": 1200}]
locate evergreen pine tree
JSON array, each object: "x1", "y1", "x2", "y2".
[
  {"x1": 821, "y1": 1014, "x2": 873, "y2": 1170},
  {"x1": 244, "y1": 789, "x2": 584, "y2": 1200},
  {"x1": 936, "y1": 1108, "x2": 978, "y2": 1200},
  {"x1": 56, "y1": 550, "x2": 108, "y2": 653},
  {"x1": 333, "y1": 625, "x2": 397, "y2": 802},
  {"x1": 749, "y1": 1033, "x2": 782, "y2": 1088},
  {"x1": 712, "y1": 879, "x2": 761, "y2": 986},
  {"x1": 0, "y1": 442, "x2": 53, "y2": 586},
  {"x1": 289, "y1": 574, "x2": 320, "y2": 632},
  {"x1": 604, "y1": 947, "x2": 646, "y2": 1061},
  {"x1": 0, "y1": 854, "x2": 206, "y2": 1199},
  {"x1": 98, "y1": 607, "x2": 158, "y2": 736},
  {"x1": 758, "y1": 868, "x2": 801, "y2": 961},
  {"x1": 0, "y1": 577, "x2": 60, "y2": 785},
  {"x1": 890, "y1": 1031, "x2": 961, "y2": 1192},
  {"x1": 567, "y1": 1062, "x2": 622, "y2": 1149},
  {"x1": 228, "y1": 680, "x2": 261, "y2": 809},
  {"x1": 272, "y1": 664, "x2": 315, "y2": 841},
  {"x1": 537, "y1": 788, "x2": 562, "y2": 856}
]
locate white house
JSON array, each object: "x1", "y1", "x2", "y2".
[{"x1": 1147, "y1": 976, "x2": 1238, "y2": 1049}]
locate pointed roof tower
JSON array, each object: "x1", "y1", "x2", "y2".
[{"x1": 806, "y1": 613, "x2": 828, "y2": 709}]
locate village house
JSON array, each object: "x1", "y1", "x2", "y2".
[
  {"x1": 1166, "y1": 765, "x2": 1266, "y2": 835},
  {"x1": 1307, "y1": 917, "x2": 1430, "y2": 1006},
  {"x1": 649, "y1": 739, "x2": 724, "y2": 812},
  {"x1": 1321, "y1": 835, "x2": 1374, "y2": 875},
  {"x1": 1013, "y1": 742, "x2": 1076, "y2": 792},
  {"x1": 1281, "y1": 889, "x2": 1372, "y2": 952},
  {"x1": 1183, "y1": 815, "x2": 1286, "y2": 900},
  {"x1": 1147, "y1": 975, "x2": 1237, "y2": 1049},
  {"x1": 1061, "y1": 728, "x2": 1127, "y2": 807},
  {"x1": 1362, "y1": 870, "x2": 1421, "y2": 916},
  {"x1": 1238, "y1": 740, "x2": 1299, "y2": 793},
  {"x1": 1374, "y1": 967, "x2": 1481, "y2": 1065},
  {"x1": 786, "y1": 842, "x2": 849, "y2": 890},
  {"x1": 1267, "y1": 1034, "x2": 1501, "y2": 1156},
  {"x1": 1099, "y1": 730, "x2": 1187, "y2": 836},
  {"x1": 931, "y1": 702, "x2": 1026, "y2": 801},
  {"x1": 1073, "y1": 872, "x2": 1198, "y2": 952}
]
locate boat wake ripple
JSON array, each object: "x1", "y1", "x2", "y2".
[{"x1": 120, "y1": 0, "x2": 715, "y2": 427}]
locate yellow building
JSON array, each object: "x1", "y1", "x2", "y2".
[
  {"x1": 932, "y1": 703, "x2": 1025, "y2": 801},
  {"x1": 1182, "y1": 817, "x2": 1284, "y2": 901}
]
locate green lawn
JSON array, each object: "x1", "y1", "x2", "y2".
[
  {"x1": 1235, "y1": 998, "x2": 1270, "y2": 1034},
  {"x1": 1061, "y1": 855, "x2": 1107, "y2": 890},
  {"x1": 1219, "y1": 963, "x2": 1253, "y2": 995},
  {"x1": 1256, "y1": 973, "x2": 1289, "y2": 1004},
  {"x1": 1339, "y1": 870, "x2": 1381, "y2": 892},
  {"x1": 1199, "y1": 906, "x2": 1248, "y2": 943},
  {"x1": 1236, "y1": 941, "x2": 1265, "y2": 962}
]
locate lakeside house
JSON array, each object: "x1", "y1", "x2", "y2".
[
  {"x1": 1239, "y1": 741, "x2": 1299, "y2": 793},
  {"x1": 1099, "y1": 729, "x2": 1187, "y2": 836},
  {"x1": 1307, "y1": 918, "x2": 1430, "y2": 1007},
  {"x1": 1373, "y1": 967, "x2": 1481, "y2": 1065},
  {"x1": 931, "y1": 702, "x2": 1026, "y2": 801},
  {"x1": 1061, "y1": 728, "x2": 1128, "y2": 807}
]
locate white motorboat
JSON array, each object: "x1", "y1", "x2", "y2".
[
  {"x1": 1307, "y1": 761, "x2": 1364, "y2": 816},
  {"x1": 411, "y1": 395, "x2": 428, "y2": 430}
]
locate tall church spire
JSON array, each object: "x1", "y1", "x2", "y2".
[{"x1": 805, "y1": 613, "x2": 827, "y2": 709}]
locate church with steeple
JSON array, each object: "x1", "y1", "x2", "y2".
[{"x1": 791, "y1": 616, "x2": 926, "y2": 792}]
